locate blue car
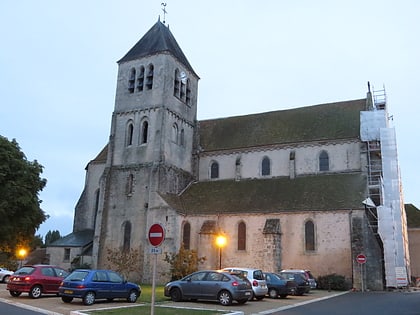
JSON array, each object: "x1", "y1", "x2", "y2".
[
  {"x1": 59, "y1": 269, "x2": 141, "y2": 305},
  {"x1": 263, "y1": 272, "x2": 297, "y2": 298}
]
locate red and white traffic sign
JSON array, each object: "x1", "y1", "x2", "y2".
[
  {"x1": 148, "y1": 224, "x2": 165, "y2": 247},
  {"x1": 356, "y1": 254, "x2": 367, "y2": 264}
]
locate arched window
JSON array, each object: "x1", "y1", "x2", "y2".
[
  {"x1": 262, "y1": 156, "x2": 270, "y2": 176},
  {"x1": 146, "y1": 64, "x2": 154, "y2": 90},
  {"x1": 137, "y1": 66, "x2": 145, "y2": 92},
  {"x1": 126, "y1": 122, "x2": 134, "y2": 146},
  {"x1": 210, "y1": 161, "x2": 219, "y2": 179},
  {"x1": 319, "y1": 151, "x2": 329, "y2": 171},
  {"x1": 180, "y1": 129, "x2": 185, "y2": 146},
  {"x1": 305, "y1": 220, "x2": 315, "y2": 251},
  {"x1": 172, "y1": 123, "x2": 178, "y2": 144},
  {"x1": 123, "y1": 221, "x2": 132, "y2": 252},
  {"x1": 140, "y1": 120, "x2": 148, "y2": 144},
  {"x1": 174, "y1": 69, "x2": 180, "y2": 97},
  {"x1": 238, "y1": 222, "x2": 246, "y2": 250},
  {"x1": 186, "y1": 78, "x2": 191, "y2": 105},
  {"x1": 128, "y1": 68, "x2": 135, "y2": 93},
  {"x1": 183, "y1": 222, "x2": 191, "y2": 250}
]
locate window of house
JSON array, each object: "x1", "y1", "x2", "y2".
[
  {"x1": 319, "y1": 151, "x2": 329, "y2": 171},
  {"x1": 128, "y1": 68, "x2": 135, "y2": 93},
  {"x1": 180, "y1": 129, "x2": 185, "y2": 146},
  {"x1": 238, "y1": 222, "x2": 246, "y2": 250},
  {"x1": 126, "y1": 122, "x2": 134, "y2": 146},
  {"x1": 210, "y1": 161, "x2": 219, "y2": 179},
  {"x1": 262, "y1": 156, "x2": 271, "y2": 176},
  {"x1": 137, "y1": 66, "x2": 145, "y2": 92},
  {"x1": 183, "y1": 222, "x2": 191, "y2": 250},
  {"x1": 305, "y1": 220, "x2": 315, "y2": 251},
  {"x1": 63, "y1": 248, "x2": 70, "y2": 262},
  {"x1": 172, "y1": 123, "x2": 178, "y2": 144},
  {"x1": 174, "y1": 69, "x2": 180, "y2": 97},
  {"x1": 186, "y1": 79, "x2": 191, "y2": 106},
  {"x1": 140, "y1": 120, "x2": 148, "y2": 144},
  {"x1": 123, "y1": 221, "x2": 131, "y2": 252},
  {"x1": 146, "y1": 64, "x2": 154, "y2": 90},
  {"x1": 127, "y1": 174, "x2": 134, "y2": 196}
]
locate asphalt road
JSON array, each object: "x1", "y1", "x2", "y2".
[{"x1": 272, "y1": 290, "x2": 420, "y2": 315}]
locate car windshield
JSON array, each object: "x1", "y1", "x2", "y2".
[
  {"x1": 253, "y1": 270, "x2": 264, "y2": 280},
  {"x1": 67, "y1": 271, "x2": 89, "y2": 281},
  {"x1": 14, "y1": 267, "x2": 35, "y2": 275}
]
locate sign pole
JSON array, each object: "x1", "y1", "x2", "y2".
[{"x1": 151, "y1": 252, "x2": 157, "y2": 315}]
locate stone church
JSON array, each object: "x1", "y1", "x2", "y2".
[{"x1": 47, "y1": 19, "x2": 410, "y2": 290}]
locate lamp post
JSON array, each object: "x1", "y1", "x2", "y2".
[
  {"x1": 18, "y1": 248, "x2": 27, "y2": 268},
  {"x1": 215, "y1": 235, "x2": 227, "y2": 269}
]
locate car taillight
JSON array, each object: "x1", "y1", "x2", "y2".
[
  {"x1": 231, "y1": 281, "x2": 239, "y2": 287},
  {"x1": 252, "y1": 280, "x2": 258, "y2": 287},
  {"x1": 76, "y1": 285, "x2": 86, "y2": 289},
  {"x1": 24, "y1": 277, "x2": 31, "y2": 281}
]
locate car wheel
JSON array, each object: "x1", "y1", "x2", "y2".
[
  {"x1": 29, "y1": 285, "x2": 42, "y2": 299},
  {"x1": 170, "y1": 288, "x2": 182, "y2": 302},
  {"x1": 269, "y1": 288, "x2": 278, "y2": 299},
  {"x1": 9, "y1": 291, "x2": 21, "y2": 297},
  {"x1": 127, "y1": 289, "x2": 138, "y2": 303},
  {"x1": 237, "y1": 298, "x2": 248, "y2": 304},
  {"x1": 83, "y1": 291, "x2": 96, "y2": 305},
  {"x1": 3, "y1": 275, "x2": 10, "y2": 283},
  {"x1": 255, "y1": 295, "x2": 264, "y2": 300},
  {"x1": 61, "y1": 296, "x2": 73, "y2": 303},
  {"x1": 218, "y1": 290, "x2": 233, "y2": 306},
  {"x1": 279, "y1": 294, "x2": 288, "y2": 298}
]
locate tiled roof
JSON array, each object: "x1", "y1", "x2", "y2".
[
  {"x1": 118, "y1": 20, "x2": 197, "y2": 76},
  {"x1": 199, "y1": 98, "x2": 366, "y2": 152},
  {"x1": 161, "y1": 173, "x2": 367, "y2": 215},
  {"x1": 49, "y1": 229, "x2": 94, "y2": 247}
]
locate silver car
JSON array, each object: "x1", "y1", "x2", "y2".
[
  {"x1": 222, "y1": 267, "x2": 268, "y2": 300},
  {"x1": 0, "y1": 267, "x2": 14, "y2": 283},
  {"x1": 164, "y1": 270, "x2": 252, "y2": 306}
]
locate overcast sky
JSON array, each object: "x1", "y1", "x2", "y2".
[{"x1": 1, "y1": 0, "x2": 419, "y2": 239}]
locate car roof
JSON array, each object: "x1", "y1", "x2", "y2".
[{"x1": 223, "y1": 267, "x2": 262, "y2": 271}]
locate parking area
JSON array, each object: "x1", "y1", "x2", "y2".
[{"x1": 0, "y1": 283, "x2": 346, "y2": 315}]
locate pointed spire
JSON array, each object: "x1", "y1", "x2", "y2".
[{"x1": 118, "y1": 21, "x2": 197, "y2": 76}]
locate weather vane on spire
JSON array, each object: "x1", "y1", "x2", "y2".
[{"x1": 161, "y1": 3, "x2": 167, "y2": 24}]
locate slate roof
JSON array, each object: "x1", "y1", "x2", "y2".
[
  {"x1": 161, "y1": 173, "x2": 367, "y2": 215},
  {"x1": 199, "y1": 98, "x2": 366, "y2": 152},
  {"x1": 49, "y1": 229, "x2": 94, "y2": 247},
  {"x1": 118, "y1": 20, "x2": 197, "y2": 76},
  {"x1": 406, "y1": 204, "x2": 420, "y2": 228}
]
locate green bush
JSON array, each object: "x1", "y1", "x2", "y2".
[{"x1": 317, "y1": 273, "x2": 351, "y2": 291}]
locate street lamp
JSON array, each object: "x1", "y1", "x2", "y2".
[
  {"x1": 18, "y1": 248, "x2": 27, "y2": 268},
  {"x1": 215, "y1": 235, "x2": 227, "y2": 269}
]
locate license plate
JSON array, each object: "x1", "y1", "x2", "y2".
[
  {"x1": 261, "y1": 285, "x2": 267, "y2": 288},
  {"x1": 64, "y1": 290, "x2": 73, "y2": 294},
  {"x1": 245, "y1": 292, "x2": 251, "y2": 295}
]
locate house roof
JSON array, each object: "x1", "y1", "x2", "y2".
[
  {"x1": 199, "y1": 98, "x2": 366, "y2": 152},
  {"x1": 49, "y1": 229, "x2": 94, "y2": 247},
  {"x1": 118, "y1": 20, "x2": 197, "y2": 77},
  {"x1": 161, "y1": 173, "x2": 367, "y2": 215},
  {"x1": 405, "y1": 204, "x2": 420, "y2": 228}
]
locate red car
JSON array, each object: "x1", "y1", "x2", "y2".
[{"x1": 7, "y1": 264, "x2": 69, "y2": 299}]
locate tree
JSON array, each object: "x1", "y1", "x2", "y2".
[
  {"x1": 44, "y1": 230, "x2": 61, "y2": 246},
  {"x1": 105, "y1": 247, "x2": 142, "y2": 281},
  {"x1": 164, "y1": 245, "x2": 206, "y2": 281},
  {"x1": 0, "y1": 136, "x2": 48, "y2": 253}
]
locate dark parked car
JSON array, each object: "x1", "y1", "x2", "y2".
[
  {"x1": 281, "y1": 269, "x2": 317, "y2": 289},
  {"x1": 7, "y1": 265, "x2": 69, "y2": 298},
  {"x1": 278, "y1": 271, "x2": 310, "y2": 295},
  {"x1": 164, "y1": 270, "x2": 252, "y2": 306},
  {"x1": 59, "y1": 269, "x2": 141, "y2": 305},
  {"x1": 263, "y1": 272, "x2": 297, "y2": 298}
]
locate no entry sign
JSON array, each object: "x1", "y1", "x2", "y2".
[
  {"x1": 356, "y1": 254, "x2": 367, "y2": 264},
  {"x1": 148, "y1": 224, "x2": 165, "y2": 247}
]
